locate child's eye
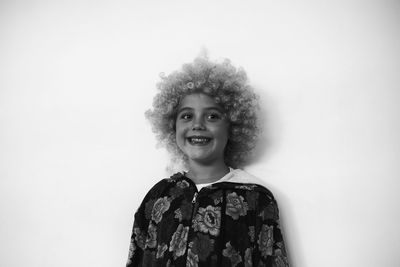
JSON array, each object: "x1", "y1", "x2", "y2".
[
  {"x1": 179, "y1": 113, "x2": 192, "y2": 120},
  {"x1": 206, "y1": 113, "x2": 222, "y2": 121}
]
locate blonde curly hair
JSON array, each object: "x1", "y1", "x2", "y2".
[{"x1": 145, "y1": 56, "x2": 260, "y2": 168}]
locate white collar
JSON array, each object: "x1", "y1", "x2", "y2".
[
  {"x1": 194, "y1": 167, "x2": 266, "y2": 188},
  {"x1": 217, "y1": 168, "x2": 266, "y2": 187}
]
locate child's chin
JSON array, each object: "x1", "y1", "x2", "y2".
[{"x1": 187, "y1": 152, "x2": 213, "y2": 163}]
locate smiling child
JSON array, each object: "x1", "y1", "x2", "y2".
[{"x1": 126, "y1": 56, "x2": 289, "y2": 267}]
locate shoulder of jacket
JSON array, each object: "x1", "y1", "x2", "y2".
[
  {"x1": 238, "y1": 183, "x2": 276, "y2": 201},
  {"x1": 144, "y1": 176, "x2": 175, "y2": 198}
]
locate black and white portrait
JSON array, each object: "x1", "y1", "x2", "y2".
[{"x1": 0, "y1": 1, "x2": 399, "y2": 266}]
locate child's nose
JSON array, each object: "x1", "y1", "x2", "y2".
[{"x1": 192, "y1": 117, "x2": 205, "y2": 131}]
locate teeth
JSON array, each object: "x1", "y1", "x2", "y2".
[{"x1": 188, "y1": 137, "x2": 211, "y2": 144}]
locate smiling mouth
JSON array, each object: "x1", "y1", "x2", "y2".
[{"x1": 187, "y1": 136, "x2": 212, "y2": 145}]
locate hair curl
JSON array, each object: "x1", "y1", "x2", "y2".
[{"x1": 145, "y1": 56, "x2": 260, "y2": 168}]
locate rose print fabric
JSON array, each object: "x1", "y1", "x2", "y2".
[{"x1": 126, "y1": 172, "x2": 289, "y2": 267}]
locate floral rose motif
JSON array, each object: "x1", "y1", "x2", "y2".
[
  {"x1": 186, "y1": 247, "x2": 199, "y2": 267},
  {"x1": 257, "y1": 224, "x2": 274, "y2": 258},
  {"x1": 191, "y1": 233, "x2": 215, "y2": 261},
  {"x1": 244, "y1": 248, "x2": 252, "y2": 267},
  {"x1": 151, "y1": 196, "x2": 171, "y2": 223},
  {"x1": 156, "y1": 243, "x2": 168, "y2": 259},
  {"x1": 145, "y1": 223, "x2": 157, "y2": 248},
  {"x1": 193, "y1": 205, "x2": 221, "y2": 236},
  {"x1": 222, "y1": 241, "x2": 242, "y2": 267},
  {"x1": 226, "y1": 192, "x2": 249, "y2": 220},
  {"x1": 169, "y1": 224, "x2": 189, "y2": 259},
  {"x1": 133, "y1": 227, "x2": 146, "y2": 249},
  {"x1": 174, "y1": 208, "x2": 183, "y2": 221}
]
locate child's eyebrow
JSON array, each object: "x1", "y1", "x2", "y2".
[
  {"x1": 177, "y1": 106, "x2": 224, "y2": 113},
  {"x1": 177, "y1": 107, "x2": 192, "y2": 114}
]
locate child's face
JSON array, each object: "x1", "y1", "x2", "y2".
[{"x1": 175, "y1": 93, "x2": 229, "y2": 166}]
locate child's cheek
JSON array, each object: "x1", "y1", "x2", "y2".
[{"x1": 175, "y1": 122, "x2": 188, "y2": 148}]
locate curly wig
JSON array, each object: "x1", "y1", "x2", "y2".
[{"x1": 145, "y1": 56, "x2": 260, "y2": 168}]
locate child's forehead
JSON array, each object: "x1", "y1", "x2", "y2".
[{"x1": 178, "y1": 93, "x2": 223, "y2": 111}]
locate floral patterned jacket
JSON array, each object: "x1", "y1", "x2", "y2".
[{"x1": 126, "y1": 172, "x2": 289, "y2": 267}]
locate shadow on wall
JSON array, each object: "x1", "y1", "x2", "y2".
[
  {"x1": 246, "y1": 88, "x2": 279, "y2": 166},
  {"x1": 246, "y1": 87, "x2": 304, "y2": 267}
]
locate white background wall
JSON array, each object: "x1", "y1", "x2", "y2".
[{"x1": 1, "y1": 1, "x2": 399, "y2": 266}]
